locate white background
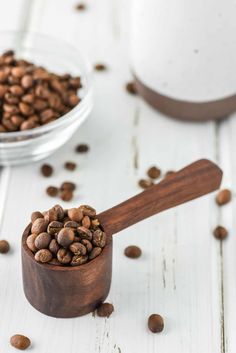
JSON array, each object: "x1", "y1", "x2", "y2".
[{"x1": 0, "y1": 1, "x2": 235, "y2": 352}]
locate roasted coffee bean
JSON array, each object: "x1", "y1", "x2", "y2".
[
  {"x1": 57, "y1": 248, "x2": 72, "y2": 264},
  {"x1": 64, "y1": 161, "x2": 76, "y2": 171},
  {"x1": 91, "y1": 218, "x2": 100, "y2": 228},
  {"x1": 35, "y1": 232, "x2": 51, "y2": 249},
  {"x1": 10, "y1": 334, "x2": 31, "y2": 350},
  {"x1": 20, "y1": 120, "x2": 39, "y2": 131},
  {"x1": 79, "y1": 205, "x2": 96, "y2": 217},
  {"x1": 35, "y1": 249, "x2": 52, "y2": 263},
  {"x1": 94, "y1": 63, "x2": 107, "y2": 71},
  {"x1": 0, "y1": 239, "x2": 10, "y2": 254},
  {"x1": 47, "y1": 221, "x2": 64, "y2": 235},
  {"x1": 75, "y1": 143, "x2": 89, "y2": 153},
  {"x1": 54, "y1": 204, "x2": 65, "y2": 220},
  {"x1": 26, "y1": 234, "x2": 38, "y2": 252},
  {"x1": 93, "y1": 229, "x2": 106, "y2": 248},
  {"x1": 69, "y1": 242, "x2": 87, "y2": 255},
  {"x1": 41, "y1": 164, "x2": 53, "y2": 177},
  {"x1": 89, "y1": 247, "x2": 102, "y2": 260},
  {"x1": 11, "y1": 115, "x2": 24, "y2": 127},
  {"x1": 60, "y1": 189, "x2": 73, "y2": 202},
  {"x1": 76, "y1": 3, "x2": 86, "y2": 10},
  {"x1": 44, "y1": 207, "x2": 58, "y2": 222},
  {"x1": 81, "y1": 239, "x2": 93, "y2": 253},
  {"x1": 31, "y1": 218, "x2": 48, "y2": 235},
  {"x1": 148, "y1": 314, "x2": 164, "y2": 333},
  {"x1": 21, "y1": 74, "x2": 33, "y2": 89},
  {"x1": 64, "y1": 221, "x2": 79, "y2": 229},
  {"x1": 19, "y1": 102, "x2": 34, "y2": 116},
  {"x1": 61, "y1": 181, "x2": 76, "y2": 191},
  {"x1": 126, "y1": 81, "x2": 137, "y2": 95},
  {"x1": 213, "y1": 226, "x2": 228, "y2": 240},
  {"x1": 9, "y1": 85, "x2": 24, "y2": 96},
  {"x1": 57, "y1": 228, "x2": 75, "y2": 247},
  {"x1": 96, "y1": 303, "x2": 114, "y2": 318},
  {"x1": 82, "y1": 215, "x2": 91, "y2": 228},
  {"x1": 147, "y1": 166, "x2": 161, "y2": 179},
  {"x1": 124, "y1": 245, "x2": 142, "y2": 259},
  {"x1": 46, "y1": 186, "x2": 58, "y2": 197},
  {"x1": 68, "y1": 208, "x2": 83, "y2": 222},
  {"x1": 71, "y1": 254, "x2": 88, "y2": 266},
  {"x1": 49, "y1": 239, "x2": 60, "y2": 255},
  {"x1": 138, "y1": 179, "x2": 154, "y2": 189},
  {"x1": 31, "y1": 211, "x2": 44, "y2": 223},
  {"x1": 216, "y1": 189, "x2": 232, "y2": 206},
  {"x1": 78, "y1": 226, "x2": 92, "y2": 240}
]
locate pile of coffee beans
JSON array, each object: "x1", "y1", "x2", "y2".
[
  {"x1": 0, "y1": 50, "x2": 81, "y2": 132},
  {"x1": 26, "y1": 204, "x2": 107, "y2": 266}
]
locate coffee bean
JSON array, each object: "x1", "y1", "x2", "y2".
[
  {"x1": 81, "y1": 239, "x2": 93, "y2": 253},
  {"x1": 147, "y1": 166, "x2": 161, "y2": 179},
  {"x1": 96, "y1": 303, "x2": 114, "y2": 318},
  {"x1": 76, "y1": 3, "x2": 86, "y2": 10},
  {"x1": 54, "y1": 204, "x2": 65, "y2": 221},
  {"x1": 64, "y1": 220, "x2": 79, "y2": 229},
  {"x1": 78, "y1": 226, "x2": 92, "y2": 240},
  {"x1": 47, "y1": 221, "x2": 63, "y2": 235},
  {"x1": 0, "y1": 239, "x2": 10, "y2": 254},
  {"x1": 92, "y1": 229, "x2": 106, "y2": 248},
  {"x1": 69, "y1": 242, "x2": 87, "y2": 255},
  {"x1": 44, "y1": 207, "x2": 58, "y2": 222},
  {"x1": 82, "y1": 215, "x2": 91, "y2": 228},
  {"x1": 57, "y1": 228, "x2": 75, "y2": 247},
  {"x1": 57, "y1": 248, "x2": 72, "y2": 264},
  {"x1": 49, "y1": 239, "x2": 60, "y2": 255},
  {"x1": 21, "y1": 74, "x2": 33, "y2": 89},
  {"x1": 148, "y1": 314, "x2": 164, "y2": 333},
  {"x1": 61, "y1": 181, "x2": 76, "y2": 191},
  {"x1": 10, "y1": 334, "x2": 31, "y2": 350},
  {"x1": 138, "y1": 179, "x2": 154, "y2": 189},
  {"x1": 35, "y1": 232, "x2": 51, "y2": 249},
  {"x1": 41, "y1": 164, "x2": 53, "y2": 177},
  {"x1": 124, "y1": 245, "x2": 142, "y2": 259},
  {"x1": 31, "y1": 211, "x2": 44, "y2": 223},
  {"x1": 75, "y1": 143, "x2": 89, "y2": 153},
  {"x1": 216, "y1": 189, "x2": 232, "y2": 206},
  {"x1": 35, "y1": 249, "x2": 52, "y2": 263},
  {"x1": 68, "y1": 208, "x2": 83, "y2": 222},
  {"x1": 126, "y1": 81, "x2": 137, "y2": 95},
  {"x1": 71, "y1": 254, "x2": 88, "y2": 266},
  {"x1": 46, "y1": 186, "x2": 58, "y2": 197},
  {"x1": 60, "y1": 189, "x2": 73, "y2": 202},
  {"x1": 94, "y1": 63, "x2": 107, "y2": 71},
  {"x1": 89, "y1": 247, "x2": 102, "y2": 260},
  {"x1": 64, "y1": 161, "x2": 76, "y2": 171},
  {"x1": 26, "y1": 234, "x2": 38, "y2": 252},
  {"x1": 213, "y1": 226, "x2": 228, "y2": 240},
  {"x1": 79, "y1": 205, "x2": 96, "y2": 217},
  {"x1": 31, "y1": 218, "x2": 49, "y2": 235}
]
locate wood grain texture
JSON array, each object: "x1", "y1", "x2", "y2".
[{"x1": 98, "y1": 159, "x2": 222, "y2": 235}]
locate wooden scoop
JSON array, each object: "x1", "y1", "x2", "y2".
[{"x1": 21, "y1": 159, "x2": 222, "y2": 318}]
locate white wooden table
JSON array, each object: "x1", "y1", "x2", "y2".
[{"x1": 0, "y1": 1, "x2": 235, "y2": 352}]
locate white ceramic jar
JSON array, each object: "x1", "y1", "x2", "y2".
[{"x1": 131, "y1": 0, "x2": 236, "y2": 121}]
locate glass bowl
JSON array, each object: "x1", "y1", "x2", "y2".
[{"x1": 0, "y1": 31, "x2": 93, "y2": 166}]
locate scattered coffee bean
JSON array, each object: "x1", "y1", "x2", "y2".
[
  {"x1": 76, "y1": 3, "x2": 86, "y2": 10},
  {"x1": 26, "y1": 205, "x2": 107, "y2": 266},
  {"x1": 41, "y1": 164, "x2": 53, "y2": 177},
  {"x1": 213, "y1": 226, "x2": 228, "y2": 240},
  {"x1": 10, "y1": 334, "x2": 31, "y2": 350},
  {"x1": 60, "y1": 189, "x2": 74, "y2": 202},
  {"x1": 61, "y1": 181, "x2": 76, "y2": 191},
  {"x1": 126, "y1": 81, "x2": 137, "y2": 95},
  {"x1": 75, "y1": 143, "x2": 89, "y2": 153},
  {"x1": 64, "y1": 161, "x2": 76, "y2": 171},
  {"x1": 147, "y1": 166, "x2": 161, "y2": 179},
  {"x1": 46, "y1": 186, "x2": 59, "y2": 197},
  {"x1": 96, "y1": 303, "x2": 114, "y2": 318},
  {"x1": 138, "y1": 179, "x2": 154, "y2": 189},
  {"x1": 124, "y1": 245, "x2": 142, "y2": 259},
  {"x1": 216, "y1": 189, "x2": 232, "y2": 206},
  {"x1": 94, "y1": 63, "x2": 107, "y2": 71},
  {"x1": 0, "y1": 239, "x2": 10, "y2": 253},
  {"x1": 165, "y1": 170, "x2": 175, "y2": 178},
  {"x1": 148, "y1": 314, "x2": 164, "y2": 333}
]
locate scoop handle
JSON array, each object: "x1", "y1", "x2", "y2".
[{"x1": 98, "y1": 159, "x2": 222, "y2": 236}]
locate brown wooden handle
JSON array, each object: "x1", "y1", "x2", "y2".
[{"x1": 98, "y1": 159, "x2": 222, "y2": 236}]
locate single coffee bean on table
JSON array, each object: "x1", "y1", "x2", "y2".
[
  {"x1": 126, "y1": 81, "x2": 137, "y2": 95},
  {"x1": 26, "y1": 205, "x2": 107, "y2": 266},
  {"x1": 124, "y1": 245, "x2": 142, "y2": 259},
  {"x1": 94, "y1": 63, "x2": 107, "y2": 71},
  {"x1": 96, "y1": 303, "x2": 114, "y2": 318},
  {"x1": 0, "y1": 50, "x2": 82, "y2": 132},
  {"x1": 41, "y1": 164, "x2": 53, "y2": 177},
  {"x1": 10, "y1": 334, "x2": 31, "y2": 350},
  {"x1": 213, "y1": 226, "x2": 228, "y2": 240},
  {"x1": 75, "y1": 143, "x2": 89, "y2": 153},
  {"x1": 147, "y1": 166, "x2": 161, "y2": 179},
  {"x1": 0, "y1": 239, "x2": 10, "y2": 253},
  {"x1": 148, "y1": 314, "x2": 164, "y2": 333},
  {"x1": 46, "y1": 186, "x2": 59, "y2": 197},
  {"x1": 64, "y1": 161, "x2": 77, "y2": 171},
  {"x1": 75, "y1": 3, "x2": 86, "y2": 10},
  {"x1": 216, "y1": 189, "x2": 232, "y2": 206},
  {"x1": 138, "y1": 179, "x2": 154, "y2": 190},
  {"x1": 60, "y1": 189, "x2": 74, "y2": 202}
]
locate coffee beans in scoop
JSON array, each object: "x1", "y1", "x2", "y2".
[
  {"x1": 26, "y1": 204, "x2": 107, "y2": 266},
  {"x1": 0, "y1": 50, "x2": 82, "y2": 132}
]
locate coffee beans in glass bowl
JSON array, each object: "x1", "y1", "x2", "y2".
[
  {"x1": 0, "y1": 32, "x2": 92, "y2": 166},
  {"x1": 25, "y1": 204, "x2": 107, "y2": 267}
]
